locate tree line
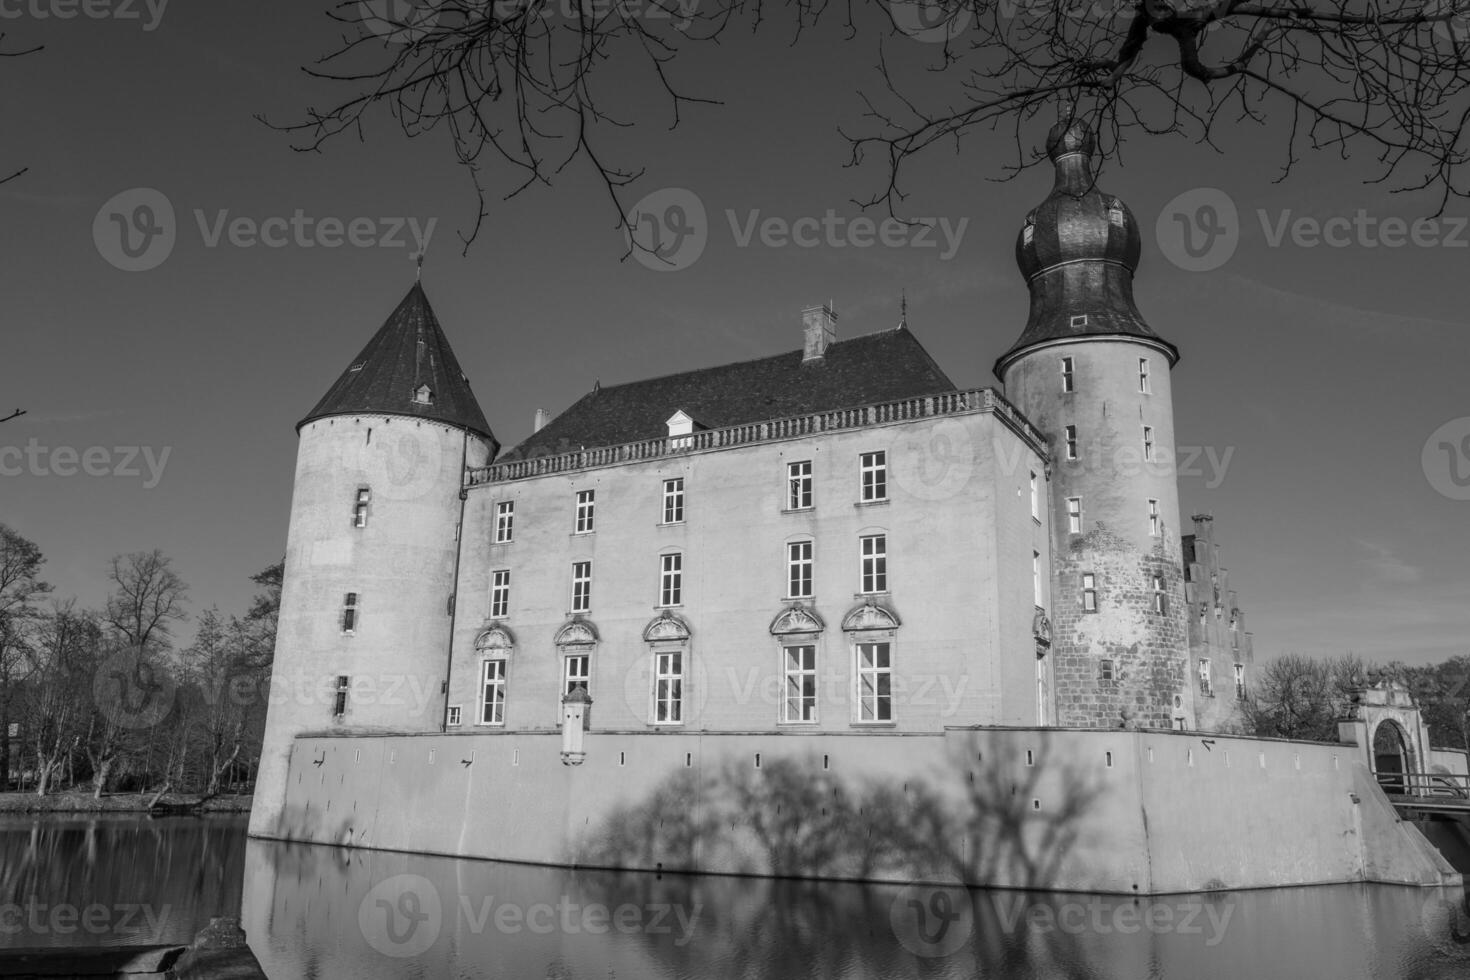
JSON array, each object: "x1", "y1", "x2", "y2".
[{"x1": 0, "y1": 522, "x2": 278, "y2": 803}]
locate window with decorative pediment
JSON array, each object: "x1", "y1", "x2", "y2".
[
  {"x1": 643, "y1": 611, "x2": 692, "y2": 726},
  {"x1": 770, "y1": 604, "x2": 825, "y2": 725},
  {"x1": 554, "y1": 619, "x2": 599, "y2": 728},
  {"x1": 474, "y1": 625, "x2": 516, "y2": 726},
  {"x1": 842, "y1": 600, "x2": 901, "y2": 725}
]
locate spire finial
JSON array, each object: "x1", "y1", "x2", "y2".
[
  {"x1": 416, "y1": 251, "x2": 424, "y2": 282},
  {"x1": 899, "y1": 290, "x2": 908, "y2": 330}
]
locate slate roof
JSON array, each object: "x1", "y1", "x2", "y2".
[
  {"x1": 501, "y1": 326, "x2": 956, "y2": 461},
  {"x1": 300, "y1": 282, "x2": 498, "y2": 450}
]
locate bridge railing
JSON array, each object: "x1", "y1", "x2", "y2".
[{"x1": 1376, "y1": 770, "x2": 1470, "y2": 798}]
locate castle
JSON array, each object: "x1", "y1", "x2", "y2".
[{"x1": 246, "y1": 121, "x2": 1455, "y2": 895}]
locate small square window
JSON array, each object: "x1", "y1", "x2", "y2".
[
  {"x1": 1069, "y1": 314, "x2": 1088, "y2": 328},
  {"x1": 1099, "y1": 659, "x2": 1114, "y2": 681},
  {"x1": 446, "y1": 705, "x2": 462, "y2": 727}
]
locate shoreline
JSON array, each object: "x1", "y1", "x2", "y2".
[{"x1": 0, "y1": 791, "x2": 252, "y2": 814}]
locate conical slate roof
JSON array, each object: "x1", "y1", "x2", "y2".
[{"x1": 300, "y1": 282, "x2": 497, "y2": 450}]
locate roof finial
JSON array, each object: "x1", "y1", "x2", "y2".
[
  {"x1": 899, "y1": 289, "x2": 908, "y2": 330},
  {"x1": 416, "y1": 250, "x2": 424, "y2": 282}
]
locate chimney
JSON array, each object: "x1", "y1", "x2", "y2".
[
  {"x1": 802, "y1": 303, "x2": 838, "y2": 362},
  {"x1": 533, "y1": 408, "x2": 550, "y2": 433}
]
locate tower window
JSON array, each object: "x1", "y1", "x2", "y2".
[
  {"x1": 860, "y1": 534, "x2": 888, "y2": 594},
  {"x1": 1033, "y1": 551, "x2": 1042, "y2": 606},
  {"x1": 574, "y1": 490, "x2": 595, "y2": 534},
  {"x1": 1142, "y1": 425, "x2": 1155, "y2": 461},
  {"x1": 1152, "y1": 572, "x2": 1168, "y2": 614},
  {"x1": 333, "y1": 675, "x2": 349, "y2": 718},
  {"x1": 1147, "y1": 498, "x2": 1160, "y2": 536},
  {"x1": 1030, "y1": 471, "x2": 1040, "y2": 521},
  {"x1": 662, "y1": 478, "x2": 685, "y2": 524},
  {"x1": 1069, "y1": 314, "x2": 1089, "y2": 329},
  {"x1": 660, "y1": 553, "x2": 683, "y2": 607},
  {"x1": 1064, "y1": 425, "x2": 1078, "y2": 460},
  {"x1": 1108, "y1": 202, "x2": 1125, "y2": 227},
  {"x1": 413, "y1": 384, "x2": 433, "y2": 405},
  {"x1": 1081, "y1": 572, "x2": 1097, "y2": 611},
  {"x1": 491, "y1": 570, "x2": 510, "y2": 619},
  {"x1": 1067, "y1": 497, "x2": 1082, "y2": 534},
  {"x1": 1023, "y1": 223, "x2": 1035, "y2": 247},
  {"x1": 787, "y1": 540, "x2": 813, "y2": 599},
  {"x1": 571, "y1": 561, "x2": 591, "y2": 613},
  {"x1": 1234, "y1": 663, "x2": 1247, "y2": 701},
  {"x1": 352, "y1": 488, "x2": 370, "y2": 528},
  {"x1": 341, "y1": 593, "x2": 359, "y2": 634},
  {"x1": 788, "y1": 460, "x2": 813, "y2": 510},
  {"x1": 860, "y1": 451, "x2": 887, "y2": 502},
  {"x1": 1139, "y1": 357, "x2": 1151, "y2": 393},
  {"x1": 494, "y1": 501, "x2": 514, "y2": 543},
  {"x1": 1199, "y1": 659, "x2": 1213, "y2": 697},
  {"x1": 1060, "y1": 356, "x2": 1075, "y2": 393}
]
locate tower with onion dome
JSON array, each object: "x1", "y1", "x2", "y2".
[
  {"x1": 250, "y1": 282, "x2": 499, "y2": 838},
  {"x1": 997, "y1": 119, "x2": 1193, "y2": 730}
]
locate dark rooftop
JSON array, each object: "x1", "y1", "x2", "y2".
[
  {"x1": 300, "y1": 282, "x2": 498, "y2": 451},
  {"x1": 501, "y1": 326, "x2": 956, "y2": 461}
]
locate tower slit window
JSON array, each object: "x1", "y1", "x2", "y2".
[
  {"x1": 1081, "y1": 572, "x2": 1097, "y2": 612},
  {"x1": 1142, "y1": 425, "x2": 1155, "y2": 461},
  {"x1": 352, "y1": 488, "x2": 370, "y2": 528},
  {"x1": 1067, "y1": 496, "x2": 1082, "y2": 534},
  {"x1": 1148, "y1": 498, "x2": 1160, "y2": 536},
  {"x1": 1064, "y1": 425, "x2": 1078, "y2": 460},
  {"x1": 1033, "y1": 552, "x2": 1042, "y2": 606},
  {"x1": 1060, "y1": 356, "x2": 1075, "y2": 393},
  {"x1": 1030, "y1": 471, "x2": 1040, "y2": 521},
  {"x1": 1139, "y1": 357, "x2": 1151, "y2": 393},
  {"x1": 1152, "y1": 572, "x2": 1168, "y2": 614},
  {"x1": 341, "y1": 593, "x2": 359, "y2": 634}
]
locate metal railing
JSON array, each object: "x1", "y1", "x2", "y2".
[
  {"x1": 1376, "y1": 770, "x2": 1470, "y2": 799},
  {"x1": 467, "y1": 386, "x2": 1047, "y2": 486}
]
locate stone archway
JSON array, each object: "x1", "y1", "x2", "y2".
[{"x1": 1371, "y1": 719, "x2": 1414, "y2": 795}]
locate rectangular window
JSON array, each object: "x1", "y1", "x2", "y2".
[
  {"x1": 1081, "y1": 572, "x2": 1097, "y2": 612},
  {"x1": 446, "y1": 705, "x2": 462, "y2": 727},
  {"x1": 1099, "y1": 659, "x2": 1114, "y2": 682},
  {"x1": 1148, "y1": 498, "x2": 1160, "y2": 536},
  {"x1": 491, "y1": 570, "x2": 510, "y2": 619},
  {"x1": 788, "y1": 460, "x2": 813, "y2": 510},
  {"x1": 571, "y1": 561, "x2": 592, "y2": 613},
  {"x1": 855, "y1": 642, "x2": 893, "y2": 722},
  {"x1": 1030, "y1": 471, "x2": 1040, "y2": 520},
  {"x1": 480, "y1": 659, "x2": 506, "y2": 725},
  {"x1": 1152, "y1": 572, "x2": 1168, "y2": 614},
  {"x1": 654, "y1": 651, "x2": 683, "y2": 724},
  {"x1": 787, "y1": 541, "x2": 813, "y2": 599},
  {"x1": 860, "y1": 452, "x2": 887, "y2": 502},
  {"x1": 1234, "y1": 663, "x2": 1246, "y2": 700},
  {"x1": 1064, "y1": 425, "x2": 1078, "y2": 460},
  {"x1": 860, "y1": 534, "x2": 887, "y2": 593},
  {"x1": 662, "y1": 478, "x2": 685, "y2": 524},
  {"x1": 494, "y1": 501, "x2": 514, "y2": 543},
  {"x1": 1139, "y1": 357, "x2": 1151, "y2": 393},
  {"x1": 782, "y1": 645, "x2": 818, "y2": 723},
  {"x1": 1142, "y1": 425, "x2": 1155, "y2": 461},
  {"x1": 1199, "y1": 659, "x2": 1213, "y2": 697},
  {"x1": 341, "y1": 593, "x2": 359, "y2": 634},
  {"x1": 660, "y1": 553, "x2": 683, "y2": 607},
  {"x1": 352, "y1": 488, "x2": 370, "y2": 528},
  {"x1": 563, "y1": 653, "x2": 590, "y2": 698},
  {"x1": 333, "y1": 675, "x2": 349, "y2": 717},
  {"x1": 1061, "y1": 356, "x2": 1075, "y2": 393},
  {"x1": 1033, "y1": 551, "x2": 1042, "y2": 606},
  {"x1": 1067, "y1": 496, "x2": 1081, "y2": 533},
  {"x1": 575, "y1": 490, "x2": 595, "y2": 534}
]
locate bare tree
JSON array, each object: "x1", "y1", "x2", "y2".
[
  {"x1": 0, "y1": 525, "x2": 51, "y2": 790},
  {"x1": 271, "y1": 0, "x2": 1470, "y2": 248},
  {"x1": 24, "y1": 603, "x2": 99, "y2": 796}
]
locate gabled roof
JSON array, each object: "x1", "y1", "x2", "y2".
[
  {"x1": 300, "y1": 282, "x2": 497, "y2": 449},
  {"x1": 501, "y1": 326, "x2": 956, "y2": 461}
]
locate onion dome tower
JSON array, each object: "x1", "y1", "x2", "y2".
[
  {"x1": 251, "y1": 282, "x2": 498, "y2": 838},
  {"x1": 997, "y1": 119, "x2": 1192, "y2": 731}
]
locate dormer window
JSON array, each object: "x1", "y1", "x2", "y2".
[
  {"x1": 1069, "y1": 314, "x2": 1088, "y2": 329},
  {"x1": 1022, "y1": 223, "x2": 1034, "y2": 247},
  {"x1": 413, "y1": 384, "x2": 434, "y2": 405},
  {"x1": 348, "y1": 361, "x2": 366, "y2": 373},
  {"x1": 666, "y1": 410, "x2": 703, "y2": 450},
  {"x1": 1107, "y1": 198, "x2": 1125, "y2": 227}
]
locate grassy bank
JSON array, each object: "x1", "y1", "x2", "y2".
[{"x1": 0, "y1": 790, "x2": 252, "y2": 813}]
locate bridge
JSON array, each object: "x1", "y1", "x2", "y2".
[{"x1": 1380, "y1": 772, "x2": 1470, "y2": 815}]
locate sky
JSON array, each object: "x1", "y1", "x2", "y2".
[{"x1": 1, "y1": 1, "x2": 1467, "y2": 665}]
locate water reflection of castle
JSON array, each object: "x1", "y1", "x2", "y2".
[{"x1": 248, "y1": 121, "x2": 1459, "y2": 897}]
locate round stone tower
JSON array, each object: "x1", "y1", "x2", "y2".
[
  {"x1": 249, "y1": 282, "x2": 498, "y2": 838},
  {"x1": 997, "y1": 119, "x2": 1192, "y2": 730}
]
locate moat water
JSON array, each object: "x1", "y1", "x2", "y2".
[{"x1": 1, "y1": 813, "x2": 1467, "y2": 978}]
